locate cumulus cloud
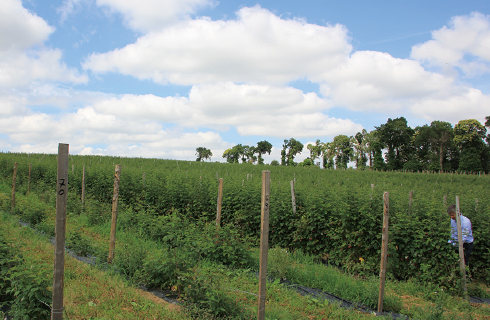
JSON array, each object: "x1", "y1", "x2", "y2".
[
  {"x1": 83, "y1": 6, "x2": 352, "y2": 85},
  {"x1": 0, "y1": 0, "x2": 54, "y2": 50},
  {"x1": 411, "y1": 12, "x2": 490, "y2": 76},
  {"x1": 0, "y1": 49, "x2": 88, "y2": 87},
  {"x1": 319, "y1": 50, "x2": 454, "y2": 111},
  {"x1": 409, "y1": 87, "x2": 490, "y2": 123},
  {"x1": 0, "y1": 0, "x2": 87, "y2": 88},
  {"x1": 235, "y1": 113, "x2": 362, "y2": 138},
  {"x1": 96, "y1": 0, "x2": 217, "y2": 32},
  {"x1": 89, "y1": 83, "x2": 339, "y2": 137}
]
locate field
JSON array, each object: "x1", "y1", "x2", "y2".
[{"x1": 0, "y1": 152, "x2": 489, "y2": 319}]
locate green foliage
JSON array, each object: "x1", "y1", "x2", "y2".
[
  {"x1": 196, "y1": 147, "x2": 213, "y2": 162},
  {"x1": 14, "y1": 193, "x2": 53, "y2": 225},
  {"x1": 66, "y1": 231, "x2": 96, "y2": 257},
  {"x1": 180, "y1": 266, "x2": 254, "y2": 320},
  {"x1": 0, "y1": 234, "x2": 52, "y2": 319},
  {"x1": 282, "y1": 138, "x2": 303, "y2": 166}
]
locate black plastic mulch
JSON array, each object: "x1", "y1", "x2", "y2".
[{"x1": 280, "y1": 279, "x2": 408, "y2": 319}]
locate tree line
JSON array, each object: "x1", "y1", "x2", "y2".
[{"x1": 195, "y1": 116, "x2": 490, "y2": 173}]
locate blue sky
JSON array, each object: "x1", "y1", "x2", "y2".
[{"x1": 1, "y1": 0, "x2": 489, "y2": 163}]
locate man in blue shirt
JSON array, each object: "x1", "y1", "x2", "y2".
[{"x1": 447, "y1": 204, "x2": 474, "y2": 266}]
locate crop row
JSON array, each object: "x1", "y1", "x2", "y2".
[{"x1": 1, "y1": 152, "x2": 489, "y2": 286}]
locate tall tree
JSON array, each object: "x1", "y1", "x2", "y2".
[
  {"x1": 454, "y1": 119, "x2": 487, "y2": 172},
  {"x1": 352, "y1": 130, "x2": 368, "y2": 169},
  {"x1": 321, "y1": 141, "x2": 335, "y2": 169},
  {"x1": 255, "y1": 140, "x2": 273, "y2": 165},
  {"x1": 282, "y1": 138, "x2": 304, "y2": 166},
  {"x1": 242, "y1": 145, "x2": 255, "y2": 163},
  {"x1": 222, "y1": 144, "x2": 242, "y2": 163},
  {"x1": 412, "y1": 124, "x2": 433, "y2": 170},
  {"x1": 196, "y1": 147, "x2": 213, "y2": 162},
  {"x1": 376, "y1": 117, "x2": 414, "y2": 170},
  {"x1": 307, "y1": 139, "x2": 322, "y2": 167},
  {"x1": 332, "y1": 134, "x2": 353, "y2": 169},
  {"x1": 430, "y1": 121, "x2": 454, "y2": 171}
]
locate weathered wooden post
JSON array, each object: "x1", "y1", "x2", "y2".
[
  {"x1": 216, "y1": 178, "x2": 223, "y2": 227},
  {"x1": 108, "y1": 164, "x2": 121, "y2": 264},
  {"x1": 11, "y1": 162, "x2": 17, "y2": 214},
  {"x1": 142, "y1": 172, "x2": 146, "y2": 188},
  {"x1": 51, "y1": 143, "x2": 69, "y2": 320},
  {"x1": 378, "y1": 192, "x2": 389, "y2": 313},
  {"x1": 455, "y1": 196, "x2": 468, "y2": 297},
  {"x1": 257, "y1": 171, "x2": 271, "y2": 320},
  {"x1": 290, "y1": 180, "x2": 296, "y2": 214}
]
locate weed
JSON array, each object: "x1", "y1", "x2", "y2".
[{"x1": 67, "y1": 231, "x2": 96, "y2": 257}]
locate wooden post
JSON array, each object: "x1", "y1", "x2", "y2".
[
  {"x1": 142, "y1": 172, "x2": 146, "y2": 188},
  {"x1": 378, "y1": 192, "x2": 389, "y2": 313},
  {"x1": 27, "y1": 163, "x2": 31, "y2": 195},
  {"x1": 290, "y1": 180, "x2": 296, "y2": 214},
  {"x1": 81, "y1": 166, "x2": 86, "y2": 204},
  {"x1": 108, "y1": 165, "x2": 121, "y2": 264},
  {"x1": 11, "y1": 162, "x2": 17, "y2": 214},
  {"x1": 257, "y1": 171, "x2": 271, "y2": 320},
  {"x1": 51, "y1": 143, "x2": 69, "y2": 320},
  {"x1": 455, "y1": 196, "x2": 468, "y2": 297},
  {"x1": 216, "y1": 178, "x2": 223, "y2": 227}
]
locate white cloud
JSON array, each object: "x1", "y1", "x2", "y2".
[
  {"x1": 83, "y1": 6, "x2": 352, "y2": 85},
  {"x1": 0, "y1": 0, "x2": 54, "y2": 50},
  {"x1": 96, "y1": 0, "x2": 217, "y2": 33},
  {"x1": 411, "y1": 12, "x2": 490, "y2": 76},
  {"x1": 235, "y1": 113, "x2": 362, "y2": 138},
  {"x1": 188, "y1": 83, "x2": 329, "y2": 115},
  {"x1": 92, "y1": 94, "x2": 191, "y2": 122},
  {"x1": 89, "y1": 83, "x2": 342, "y2": 137},
  {"x1": 0, "y1": 0, "x2": 87, "y2": 88},
  {"x1": 409, "y1": 87, "x2": 490, "y2": 124},
  {"x1": 319, "y1": 50, "x2": 454, "y2": 112},
  {"x1": 0, "y1": 49, "x2": 88, "y2": 87}
]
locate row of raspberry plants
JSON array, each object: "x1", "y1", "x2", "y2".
[{"x1": 0, "y1": 152, "x2": 489, "y2": 287}]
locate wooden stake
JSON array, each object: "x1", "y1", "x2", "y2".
[
  {"x1": 51, "y1": 143, "x2": 69, "y2": 320},
  {"x1": 257, "y1": 171, "x2": 271, "y2": 320},
  {"x1": 290, "y1": 180, "x2": 296, "y2": 214},
  {"x1": 81, "y1": 166, "x2": 86, "y2": 205},
  {"x1": 378, "y1": 192, "x2": 389, "y2": 313},
  {"x1": 11, "y1": 162, "x2": 17, "y2": 214},
  {"x1": 142, "y1": 172, "x2": 146, "y2": 188},
  {"x1": 216, "y1": 178, "x2": 223, "y2": 227},
  {"x1": 455, "y1": 196, "x2": 468, "y2": 297},
  {"x1": 108, "y1": 165, "x2": 121, "y2": 264}
]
